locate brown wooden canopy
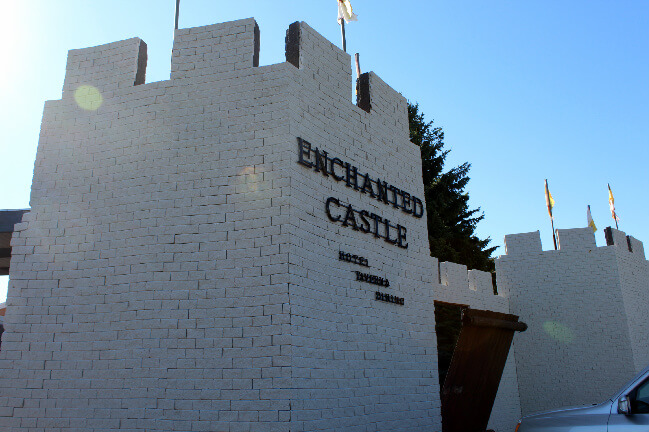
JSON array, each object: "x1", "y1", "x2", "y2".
[{"x1": 441, "y1": 308, "x2": 527, "y2": 432}]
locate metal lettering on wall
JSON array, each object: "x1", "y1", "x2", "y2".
[
  {"x1": 355, "y1": 271, "x2": 390, "y2": 287},
  {"x1": 326, "y1": 197, "x2": 408, "y2": 249},
  {"x1": 339, "y1": 251, "x2": 369, "y2": 267},
  {"x1": 297, "y1": 137, "x2": 424, "y2": 250},
  {"x1": 375, "y1": 291, "x2": 405, "y2": 306},
  {"x1": 297, "y1": 138, "x2": 424, "y2": 218},
  {"x1": 338, "y1": 251, "x2": 404, "y2": 306}
]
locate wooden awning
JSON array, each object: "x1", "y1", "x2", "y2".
[{"x1": 441, "y1": 308, "x2": 527, "y2": 432}]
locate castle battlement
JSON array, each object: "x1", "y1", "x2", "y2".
[
  {"x1": 434, "y1": 260, "x2": 508, "y2": 321},
  {"x1": 503, "y1": 227, "x2": 646, "y2": 259},
  {"x1": 57, "y1": 18, "x2": 410, "y2": 148},
  {"x1": 438, "y1": 261, "x2": 496, "y2": 295},
  {"x1": 497, "y1": 226, "x2": 649, "y2": 417}
]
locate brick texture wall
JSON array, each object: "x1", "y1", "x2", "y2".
[
  {"x1": 0, "y1": 18, "x2": 444, "y2": 432},
  {"x1": 285, "y1": 21, "x2": 441, "y2": 432},
  {"x1": 497, "y1": 227, "x2": 649, "y2": 416}
]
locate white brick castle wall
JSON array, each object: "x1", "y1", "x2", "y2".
[
  {"x1": 0, "y1": 18, "x2": 444, "y2": 432},
  {"x1": 285, "y1": 21, "x2": 441, "y2": 431},
  {"x1": 497, "y1": 227, "x2": 649, "y2": 416}
]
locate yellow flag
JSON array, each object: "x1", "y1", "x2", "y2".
[
  {"x1": 545, "y1": 179, "x2": 555, "y2": 218},
  {"x1": 608, "y1": 184, "x2": 620, "y2": 222},
  {"x1": 587, "y1": 205, "x2": 597, "y2": 233},
  {"x1": 338, "y1": 0, "x2": 358, "y2": 23}
]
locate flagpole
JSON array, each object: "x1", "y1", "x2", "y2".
[
  {"x1": 355, "y1": 53, "x2": 361, "y2": 77},
  {"x1": 551, "y1": 217, "x2": 557, "y2": 250},
  {"x1": 175, "y1": 0, "x2": 180, "y2": 30},
  {"x1": 339, "y1": 19, "x2": 347, "y2": 52}
]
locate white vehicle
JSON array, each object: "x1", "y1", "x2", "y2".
[{"x1": 515, "y1": 364, "x2": 649, "y2": 431}]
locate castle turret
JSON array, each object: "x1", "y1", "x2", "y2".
[
  {"x1": 0, "y1": 18, "x2": 442, "y2": 431},
  {"x1": 497, "y1": 226, "x2": 649, "y2": 416}
]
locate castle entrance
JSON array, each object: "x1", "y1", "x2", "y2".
[{"x1": 435, "y1": 303, "x2": 527, "y2": 432}]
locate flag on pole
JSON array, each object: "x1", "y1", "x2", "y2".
[
  {"x1": 587, "y1": 205, "x2": 597, "y2": 233},
  {"x1": 608, "y1": 184, "x2": 620, "y2": 222},
  {"x1": 544, "y1": 179, "x2": 558, "y2": 250},
  {"x1": 338, "y1": 0, "x2": 358, "y2": 23},
  {"x1": 545, "y1": 180, "x2": 555, "y2": 219}
]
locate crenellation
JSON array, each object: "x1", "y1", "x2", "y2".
[
  {"x1": 605, "y1": 226, "x2": 630, "y2": 250},
  {"x1": 556, "y1": 227, "x2": 596, "y2": 251},
  {"x1": 468, "y1": 269, "x2": 494, "y2": 294},
  {"x1": 63, "y1": 37, "x2": 147, "y2": 97},
  {"x1": 170, "y1": 18, "x2": 259, "y2": 81},
  {"x1": 504, "y1": 230, "x2": 542, "y2": 255},
  {"x1": 357, "y1": 72, "x2": 410, "y2": 140},
  {"x1": 439, "y1": 261, "x2": 468, "y2": 288},
  {"x1": 434, "y1": 263, "x2": 505, "y2": 309},
  {"x1": 285, "y1": 21, "x2": 352, "y2": 105},
  {"x1": 627, "y1": 235, "x2": 645, "y2": 258}
]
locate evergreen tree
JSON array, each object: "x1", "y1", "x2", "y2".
[{"x1": 408, "y1": 103, "x2": 496, "y2": 273}]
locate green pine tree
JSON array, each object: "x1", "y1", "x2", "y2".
[{"x1": 408, "y1": 102, "x2": 496, "y2": 274}]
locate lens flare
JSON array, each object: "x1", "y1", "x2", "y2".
[
  {"x1": 237, "y1": 166, "x2": 261, "y2": 193},
  {"x1": 239, "y1": 166, "x2": 255, "y2": 176},
  {"x1": 74, "y1": 85, "x2": 103, "y2": 111},
  {"x1": 543, "y1": 321, "x2": 575, "y2": 344}
]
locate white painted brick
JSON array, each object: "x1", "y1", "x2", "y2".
[
  {"x1": 0, "y1": 17, "x2": 449, "y2": 432},
  {"x1": 497, "y1": 225, "x2": 649, "y2": 421}
]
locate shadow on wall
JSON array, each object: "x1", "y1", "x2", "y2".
[{"x1": 434, "y1": 302, "x2": 465, "y2": 387}]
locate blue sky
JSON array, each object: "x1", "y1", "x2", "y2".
[{"x1": 1, "y1": 1, "x2": 648, "y2": 299}]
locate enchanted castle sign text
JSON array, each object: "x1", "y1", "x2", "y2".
[{"x1": 297, "y1": 138, "x2": 423, "y2": 249}]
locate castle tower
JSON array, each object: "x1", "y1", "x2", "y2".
[
  {"x1": 0, "y1": 19, "x2": 442, "y2": 431},
  {"x1": 497, "y1": 227, "x2": 649, "y2": 416}
]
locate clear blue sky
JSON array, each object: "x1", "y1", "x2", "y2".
[{"x1": 1, "y1": 1, "x2": 648, "y2": 299}]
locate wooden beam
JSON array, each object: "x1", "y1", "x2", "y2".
[{"x1": 463, "y1": 314, "x2": 528, "y2": 332}]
